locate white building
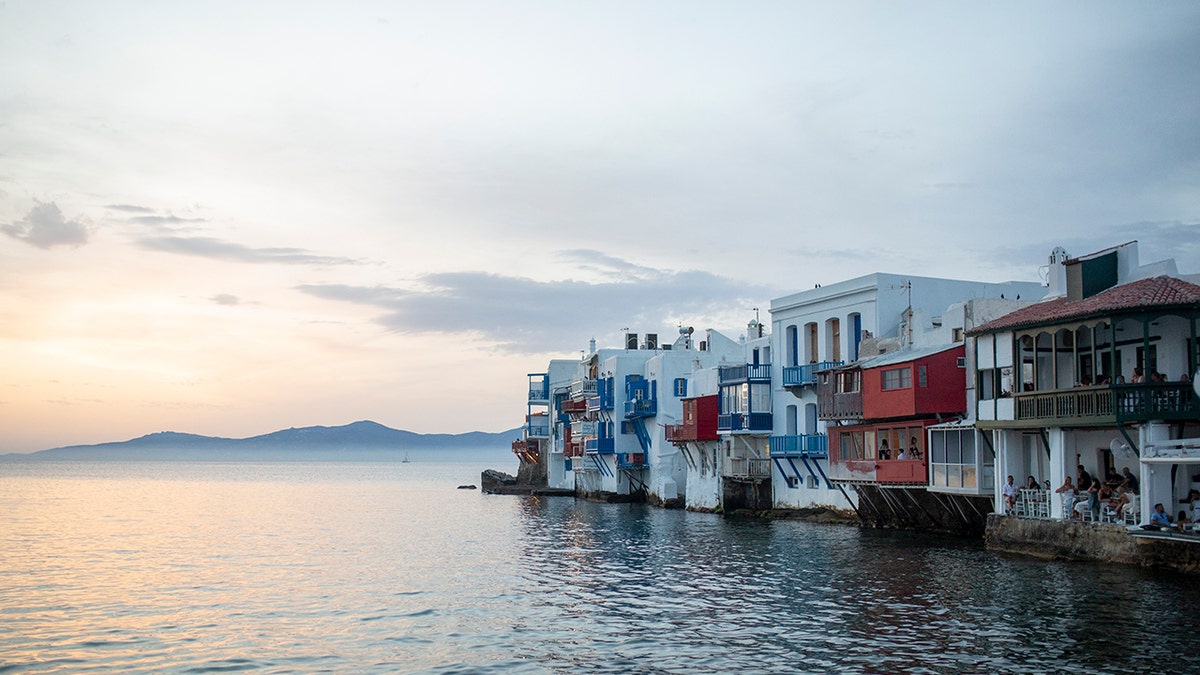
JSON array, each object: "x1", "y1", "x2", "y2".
[
  {"x1": 972, "y1": 242, "x2": 1200, "y2": 526},
  {"x1": 769, "y1": 273, "x2": 1045, "y2": 513}
]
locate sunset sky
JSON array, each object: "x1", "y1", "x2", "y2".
[{"x1": 2, "y1": 1, "x2": 1198, "y2": 452}]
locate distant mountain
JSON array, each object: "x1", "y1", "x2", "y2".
[{"x1": 1, "y1": 421, "x2": 523, "y2": 462}]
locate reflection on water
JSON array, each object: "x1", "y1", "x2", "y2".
[{"x1": 2, "y1": 461, "x2": 1198, "y2": 673}]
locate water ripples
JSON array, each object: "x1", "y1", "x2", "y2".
[{"x1": 2, "y1": 462, "x2": 1199, "y2": 673}]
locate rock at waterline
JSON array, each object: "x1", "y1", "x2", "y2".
[
  {"x1": 457, "y1": 484, "x2": 478, "y2": 490},
  {"x1": 480, "y1": 469, "x2": 519, "y2": 493}
]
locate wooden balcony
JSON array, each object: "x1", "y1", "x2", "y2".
[
  {"x1": 818, "y1": 390, "x2": 862, "y2": 421},
  {"x1": 1009, "y1": 383, "x2": 1198, "y2": 427},
  {"x1": 560, "y1": 399, "x2": 588, "y2": 416}
]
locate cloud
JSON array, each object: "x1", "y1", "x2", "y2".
[
  {"x1": 211, "y1": 294, "x2": 240, "y2": 306},
  {"x1": 1, "y1": 202, "x2": 89, "y2": 248},
  {"x1": 129, "y1": 214, "x2": 207, "y2": 225},
  {"x1": 297, "y1": 253, "x2": 774, "y2": 353},
  {"x1": 136, "y1": 236, "x2": 360, "y2": 266},
  {"x1": 105, "y1": 204, "x2": 156, "y2": 213}
]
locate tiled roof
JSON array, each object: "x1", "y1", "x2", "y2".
[{"x1": 969, "y1": 276, "x2": 1200, "y2": 334}]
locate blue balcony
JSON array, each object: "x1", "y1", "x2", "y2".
[
  {"x1": 718, "y1": 412, "x2": 773, "y2": 433},
  {"x1": 782, "y1": 361, "x2": 843, "y2": 387},
  {"x1": 584, "y1": 437, "x2": 615, "y2": 454},
  {"x1": 624, "y1": 375, "x2": 657, "y2": 418},
  {"x1": 769, "y1": 434, "x2": 828, "y2": 458},
  {"x1": 616, "y1": 452, "x2": 645, "y2": 469},
  {"x1": 719, "y1": 363, "x2": 772, "y2": 384},
  {"x1": 625, "y1": 398, "x2": 657, "y2": 418},
  {"x1": 527, "y1": 373, "x2": 550, "y2": 402},
  {"x1": 526, "y1": 421, "x2": 550, "y2": 439}
]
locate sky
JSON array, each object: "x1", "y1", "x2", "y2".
[{"x1": 2, "y1": 1, "x2": 1198, "y2": 452}]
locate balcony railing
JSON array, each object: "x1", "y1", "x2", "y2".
[
  {"x1": 818, "y1": 390, "x2": 863, "y2": 420},
  {"x1": 584, "y1": 437, "x2": 615, "y2": 454},
  {"x1": 1113, "y1": 383, "x2": 1199, "y2": 423},
  {"x1": 570, "y1": 379, "x2": 598, "y2": 400},
  {"x1": 665, "y1": 423, "x2": 720, "y2": 442},
  {"x1": 782, "y1": 361, "x2": 843, "y2": 387},
  {"x1": 617, "y1": 452, "x2": 645, "y2": 469},
  {"x1": 768, "y1": 434, "x2": 828, "y2": 458},
  {"x1": 719, "y1": 363, "x2": 772, "y2": 384},
  {"x1": 728, "y1": 457, "x2": 772, "y2": 479},
  {"x1": 526, "y1": 422, "x2": 551, "y2": 438},
  {"x1": 560, "y1": 399, "x2": 588, "y2": 416},
  {"x1": 625, "y1": 398, "x2": 657, "y2": 418},
  {"x1": 718, "y1": 412, "x2": 773, "y2": 432},
  {"x1": 1012, "y1": 383, "x2": 1198, "y2": 425}
]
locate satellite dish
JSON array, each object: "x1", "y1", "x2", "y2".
[{"x1": 1110, "y1": 438, "x2": 1133, "y2": 459}]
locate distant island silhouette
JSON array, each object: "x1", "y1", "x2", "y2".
[{"x1": 1, "y1": 420, "x2": 522, "y2": 462}]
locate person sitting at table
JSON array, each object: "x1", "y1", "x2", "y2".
[
  {"x1": 1076, "y1": 465, "x2": 1093, "y2": 492},
  {"x1": 1104, "y1": 467, "x2": 1122, "y2": 488},
  {"x1": 1120, "y1": 467, "x2": 1139, "y2": 494},
  {"x1": 897, "y1": 447, "x2": 908, "y2": 460},
  {"x1": 1074, "y1": 478, "x2": 1103, "y2": 519},
  {"x1": 1025, "y1": 475, "x2": 1040, "y2": 490},
  {"x1": 1002, "y1": 475, "x2": 1018, "y2": 514},
  {"x1": 1055, "y1": 477, "x2": 1077, "y2": 518},
  {"x1": 1110, "y1": 487, "x2": 1131, "y2": 519},
  {"x1": 1150, "y1": 503, "x2": 1173, "y2": 529}
]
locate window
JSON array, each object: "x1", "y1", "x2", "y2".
[
  {"x1": 952, "y1": 327, "x2": 964, "y2": 342},
  {"x1": 918, "y1": 365, "x2": 927, "y2": 388},
  {"x1": 876, "y1": 426, "x2": 924, "y2": 460},
  {"x1": 929, "y1": 428, "x2": 978, "y2": 490},
  {"x1": 882, "y1": 367, "x2": 912, "y2": 390},
  {"x1": 673, "y1": 378, "x2": 687, "y2": 397}
]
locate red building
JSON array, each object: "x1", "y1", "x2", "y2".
[
  {"x1": 821, "y1": 344, "x2": 967, "y2": 485},
  {"x1": 665, "y1": 395, "x2": 719, "y2": 443}
]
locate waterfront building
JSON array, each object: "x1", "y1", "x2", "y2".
[
  {"x1": 514, "y1": 359, "x2": 578, "y2": 489},
  {"x1": 715, "y1": 319, "x2": 775, "y2": 510},
  {"x1": 769, "y1": 273, "x2": 1044, "y2": 518},
  {"x1": 568, "y1": 328, "x2": 742, "y2": 503},
  {"x1": 970, "y1": 242, "x2": 1200, "y2": 526},
  {"x1": 667, "y1": 368, "x2": 722, "y2": 510}
]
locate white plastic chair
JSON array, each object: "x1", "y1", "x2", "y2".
[{"x1": 1122, "y1": 495, "x2": 1141, "y2": 525}]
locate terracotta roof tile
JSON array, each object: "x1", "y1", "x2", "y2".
[{"x1": 969, "y1": 276, "x2": 1200, "y2": 334}]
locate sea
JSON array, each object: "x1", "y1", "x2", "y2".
[{"x1": 2, "y1": 459, "x2": 1198, "y2": 674}]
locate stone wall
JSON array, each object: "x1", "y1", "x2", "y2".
[{"x1": 985, "y1": 515, "x2": 1200, "y2": 574}]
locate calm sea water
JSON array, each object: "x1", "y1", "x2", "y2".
[{"x1": 2, "y1": 460, "x2": 1198, "y2": 674}]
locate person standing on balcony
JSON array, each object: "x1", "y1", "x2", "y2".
[
  {"x1": 878, "y1": 438, "x2": 891, "y2": 460},
  {"x1": 1131, "y1": 367, "x2": 1145, "y2": 383}
]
